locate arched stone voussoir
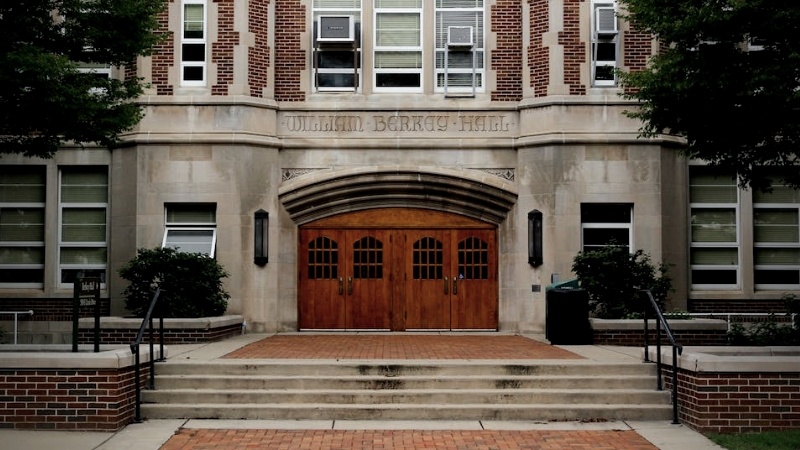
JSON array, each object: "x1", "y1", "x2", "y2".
[{"x1": 278, "y1": 167, "x2": 518, "y2": 225}]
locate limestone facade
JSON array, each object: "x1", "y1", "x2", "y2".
[{"x1": 1, "y1": 0, "x2": 796, "y2": 334}]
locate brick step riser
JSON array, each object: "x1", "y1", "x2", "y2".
[
  {"x1": 154, "y1": 376, "x2": 657, "y2": 391},
  {"x1": 140, "y1": 404, "x2": 674, "y2": 421},
  {"x1": 142, "y1": 390, "x2": 669, "y2": 405},
  {"x1": 155, "y1": 363, "x2": 656, "y2": 378}
]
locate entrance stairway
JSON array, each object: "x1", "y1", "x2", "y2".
[{"x1": 140, "y1": 359, "x2": 673, "y2": 421}]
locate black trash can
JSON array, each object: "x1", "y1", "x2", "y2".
[{"x1": 545, "y1": 280, "x2": 592, "y2": 345}]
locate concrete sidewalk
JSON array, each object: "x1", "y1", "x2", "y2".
[
  {"x1": 0, "y1": 334, "x2": 726, "y2": 450},
  {"x1": 0, "y1": 419, "x2": 725, "y2": 450}
]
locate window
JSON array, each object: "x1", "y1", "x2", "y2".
[
  {"x1": 435, "y1": 0, "x2": 484, "y2": 93},
  {"x1": 162, "y1": 203, "x2": 217, "y2": 256},
  {"x1": 313, "y1": 0, "x2": 362, "y2": 91},
  {"x1": 689, "y1": 167, "x2": 739, "y2": 289},
  {"x1": 181, "y1": 0, "x2": 207, "y2": 86},
  {"x1": 591, "y1": 0, "x2": 618, "y2": 87},
  {"x1": 0, "y1": 167, "x2": 46, "y2": 286},
  {"x1": 580, "y1": 203, "x2": 632, "y2": 253},
  {"x1": 374, "y1": 0, "x2": 423, "y2": 91},
  {"x1": 59, "y1": 167, "x2": 108, "y2": 285},
  {"x1": 753, "y1": 175, "x2": 800, "y2": 289},
  {"x1": 311, "y1": 0, "x2": 485, "y2": 93}
]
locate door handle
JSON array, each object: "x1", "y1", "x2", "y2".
[
  {"x1": 452, "y1": 276, "x2": 458, "y2": 295},
  {"x1": 347, "y1": 277, "x2": 353, "y2": 295},
  {"x1": 444, "y1": 276, "x2": 449, "y2": 294},
  {"x1": 338, "y1": 277, "x2": 343, "y2": 295}
]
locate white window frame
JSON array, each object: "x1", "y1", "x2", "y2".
[
  {"x1": 591, "y1": 0, "x2": 618, "y2": 87},
  {"x1": 689, "y1": 167, "x2": 741, "y2": 290},
  {"x1": 373, "y1": 2, "x2": 423, "y2": 93},
  {"x1": 312, "y1": 1, "x2": 362, "y2": 92},
  {"x1": 753, "y1": 181, "x2": 800, "y2": 290},
  {"x1": 580, "y1": 203, "x2": 633, "y2": 253},
  {"x1": 434, "y1": 0, "x2": 485, "y2": 94},
  {"x1": 0, "y1": 167, "x2": 46, "y2": 288},
  {"x1": 162, "y1": 204, "x2": 217, "y2": 257},
  {"x1": 181, "y1": 0, "x2": 207, "y2": 86},
  {"x1": 58, "y1": 168, "x2": 109, "y2": 288}
]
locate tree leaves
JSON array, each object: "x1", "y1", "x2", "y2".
[{"x1": 618, "y1": 0, "x2": 800, "y2": 190}]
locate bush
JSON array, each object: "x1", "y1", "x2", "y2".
[
  {"x1": 572, "y1": 245, "x2": 673, "y2": 319},
  {"x1": 119, "y1": 247, "x2": 230, "y2": 318},
  {"x1": 728, "y1": 293, "x2": 800, "y2": 345}
]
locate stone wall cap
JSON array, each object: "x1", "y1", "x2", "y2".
[
  {"x1": 0, "y1": 345, "x2": 166, "y2": 369},
  {"x1": 590, "y1": 318, "x2": 728, "y2": 331},
  {"x1": 78, "y1": 315, "x2": 244, "y2": 330},
  {"x1": 647, "y1": 346, "x2": 800, "y2": 373}
]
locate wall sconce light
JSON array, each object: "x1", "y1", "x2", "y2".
[
  {"x1": 528, "y1": 209, "x2": 543, "y2": 266},
  {"x1": 254, "y1": 209, "x2": 269, "y2": 266}
]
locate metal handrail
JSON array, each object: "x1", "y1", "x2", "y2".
[
  {"x1": 0, "y1": 310, "x2": 34, "y2": 345},
  {"x1": 129, "y1": 287, "x2": 166, "y2": 423},
  {"x1": 641, "y1": 289, "x2": 683, "y2": 425}
]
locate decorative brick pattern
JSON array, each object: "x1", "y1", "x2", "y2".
[
  {"x1": 528, "y1": 0, "x2": 549, "y2": 97},
  {"x1": 622, "y1": 18, "x2": 652, "y2": 94},
  {"x1": 274, "y1": 0, "x2": 306, "y2": 101},
  {"x1": 0, "y1": 366, "x2": 149, "y2": 431},
  {"x1": 592, "y1": 329, "x2": 728, "y2": 346},
  {"x1": 0, "y1": 298, "x2": 110, "y2": 322},
  {"x1": 151, "y1": 0, "x2": 176, "y2": 95},
  {"x1": 490, "y1": 0, "x2": 522, "y2": 101},
  {"x1": 212, "y1": 0, "x2": 240, "y2": 95},
  {"x1": 558, "y1": 0, "x2": 586, "y2": 95},
  {"x1": 248, "y1": 0, "x2": 271, "y2": 97},
  {"x1": 77, "y1": 323, "x2": 242, "y2": 345},
  {"x1": 662, "y1": 367, "x2": 800, "y2": 433}
]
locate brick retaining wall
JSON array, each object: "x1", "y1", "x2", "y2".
[
  {"x1": 590, "y1": 319, "x2": 729, "y2": 346},
  {"x1": 651, "y1": 347, "x2": 800, "y2": 433},
  {"x1": 77, "y1": 316, "x2": 244, "y2": 345},
  {"x1": 0, "y1": 347, "x2": 160, "y2": 431}
]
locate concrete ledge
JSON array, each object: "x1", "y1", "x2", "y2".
[
  {"x1": 590, "y1": 318, "x2": 727, "y2": 331},
  {"x1": 647, "y1": 346, "x2": 800, "y2": 373},
  {"x1": 0, "y1": 344, "x2": 166, "y2": 369},
  {"x1": 78, "y1": 315, "x2": 244, "y2": 330}
]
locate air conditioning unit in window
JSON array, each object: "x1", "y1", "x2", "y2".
[
  {"x1": 317, "y1": 15, "x2": 354, "y2": 43},
  {"x1": 447, "y1": 26, "x2": 473, "y2": 48},
  {"x1": 595, "y1": 7, "x2": 618, "y2": 34}
]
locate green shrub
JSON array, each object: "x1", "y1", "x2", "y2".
[
  {"x1": 727, "y1": 294, "x2": 800, "y2": 345},
  {"x1": 572, "y1": 245, "x2": 673, "y2": 319},
  {"x1": 119, "y1": 247, "x2": 230, "y2": 318}
]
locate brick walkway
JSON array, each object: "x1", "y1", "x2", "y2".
[
  {"x1": 160, "y1": 428, "x2": 658, "y2": 449},
  {"x1": 223, "y1": 335, "x2": 583, "y2": 359}
]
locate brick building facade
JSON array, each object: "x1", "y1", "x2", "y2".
[{"x1": 1, "y1": 0, "x2": 798, "y2": 336}]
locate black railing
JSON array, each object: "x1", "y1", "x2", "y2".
[
  {"x1": 130, "y1": 287, "x2": 166, "y2": 423},
  {"x1": 641, "y1": 289, "x2": 683, "y2": 425}
]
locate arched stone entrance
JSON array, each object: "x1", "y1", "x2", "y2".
[{"x1": 278, "y1": 168, "x2": 518, "y2": 331}]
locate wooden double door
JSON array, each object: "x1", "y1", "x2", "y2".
[{"x1": 297, "y1": 209, "x2": 498, "y2": 331}]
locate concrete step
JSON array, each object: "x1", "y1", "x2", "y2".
[
  {"x1": 154, "y1": 374, "x2": 657, "y2": 390},
  {"x1": 142, "y1": 387, "x2": 669, "y2": 405},
  {"x1": 154, "y1": 361, "x2": 657, "y2": 377},
  {"x1": 142, "y1": 359, "x2": 671, "y2": 422},
  {"x1": 140, "y1": 402, "x2": 674, "y2": 421}
]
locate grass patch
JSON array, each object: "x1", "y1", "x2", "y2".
[{"x1": 707, "y1": 430, "x2": 800, "y2": 450}]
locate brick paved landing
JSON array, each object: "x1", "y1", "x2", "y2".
[
  {"x1": 160, "y1": 428, "x2": 657, "y2": 449},
  {"x1": 223, "y1": 335, "x2": 582, "y2": 359}
]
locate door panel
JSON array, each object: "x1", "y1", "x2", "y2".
[
  {"x1": 298, "y1": 229, "x2": 346, "y2": 329},
  {"x1": 298, "y1": 209, "x2": 497, "y2": 331},
  {"x1": 404, "y1": 230, "x2": 451, "y2": 330},
  {"x1": 450, "y1": 229, "x2": 498, "y2": 330},
  {"x1": 346, "y1": 230, "x2": 392, "y2": 329}
]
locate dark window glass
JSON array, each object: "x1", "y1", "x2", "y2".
[
  {"x1": 755, "y1": 270, "x2": 800, "y2": 285},
  {"x1": 376, "y1": 73, "x2": 420, "y2": 88},
  {"x1": 581, "y1": 204, "x2": 632, "y2": 223},
  {"x1": 182, "y1": 44, "x2": 206, "y2": 62},
  {"x1": 691, "y1": 269, "x2": 737, "y2": 285}
]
